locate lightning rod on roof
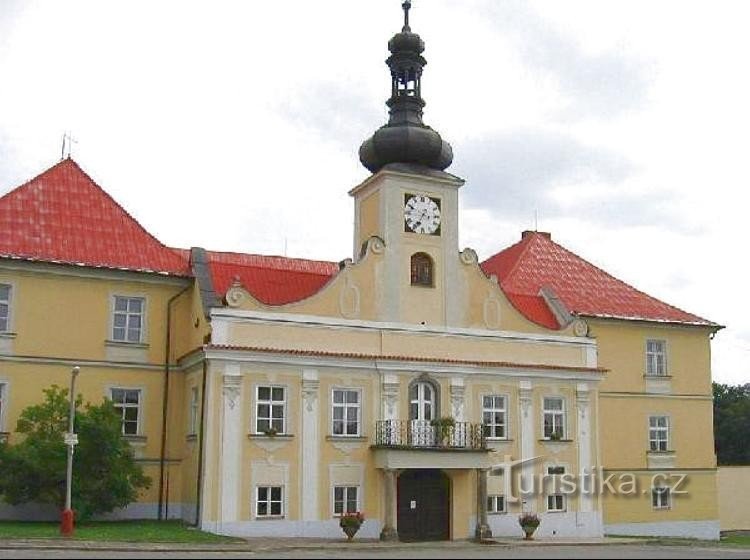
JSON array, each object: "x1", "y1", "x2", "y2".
[{"x1": 60, "y1": 132, "x2": 77, "y2": 160}]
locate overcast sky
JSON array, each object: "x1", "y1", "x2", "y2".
[{"x1": 1, "y1": 0, "x2": 748, "y2": 384}]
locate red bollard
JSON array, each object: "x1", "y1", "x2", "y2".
[{"x1": 60, "y1": 508, "x2": 74, "y2": 537}]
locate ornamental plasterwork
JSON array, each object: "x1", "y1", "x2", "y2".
[{"x1": 301, "y1": 379, "x2": 320, "y2": 413}]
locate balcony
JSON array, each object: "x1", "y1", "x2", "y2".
[{"x1": 374, "y1": 420, "x2": 486, "y2": 451}]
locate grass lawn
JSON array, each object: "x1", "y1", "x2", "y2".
[
  {"x1": 0, "y1": 520, "x2": 243, "y2": 543},
  {"x1": 721, "y1": 534, "x2": 750, "y2": 547}
]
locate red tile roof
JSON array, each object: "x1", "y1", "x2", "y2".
[
  {"x1": 481, "y1": 231, "x2": 716, "y2": 329},
  {"x1": 0, "y1": 159, "x2": 189, "y2": 276},
  {"x1": 206, "y1": 250, "x2": 338, "y2": 305}
]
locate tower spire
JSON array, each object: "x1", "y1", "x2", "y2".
[
  {"x1": 359, "y1": 1, "x2": 453, "y2": 173},
  {"x1": 402, "y1": 0, "x2": 411, "y2": 31}
]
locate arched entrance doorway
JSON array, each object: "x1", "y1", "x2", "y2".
[{"x1": 397, "y1": 469, "x2": 450, "y2": 541}]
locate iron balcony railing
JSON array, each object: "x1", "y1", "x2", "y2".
[{"x1": 374, "y1": 419, "x2": 486, "y2": 450}]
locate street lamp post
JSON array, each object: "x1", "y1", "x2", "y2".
[{"x1": 60, "y1": 366, "x2": 80, "y2": 537}]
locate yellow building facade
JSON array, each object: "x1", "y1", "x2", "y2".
[{"x1": 0, "y1": 3, "x2": 722, "y2": 541}]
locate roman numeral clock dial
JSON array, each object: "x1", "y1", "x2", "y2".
[{"x1": 404, "y1": 194, "x2": 441, "y2": 235}]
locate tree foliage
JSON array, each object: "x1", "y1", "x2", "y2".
[
  {"x1": 0, "y1": 385, "x2": 151, "y2": 520},
  {"x1": 713, "y1": 382, "x2": 750, "y2": 466}
]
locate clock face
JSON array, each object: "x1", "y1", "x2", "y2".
[{"x1": 404, "y1": 195, "x2": 441, "y2": 235}]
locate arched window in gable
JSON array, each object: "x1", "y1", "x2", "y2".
[{"x1": 410, "y1": 252, "x2": 434, "y2": 287}]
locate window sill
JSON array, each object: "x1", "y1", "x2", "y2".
[
  {"x1": 0, "y1": 332, "x2": 17, "y2": 339},
  {"x1": 488, "y1": 511, "x2": 508, "y2": 516},
  {"x1": 486, "y1": 438, "x2": 514, "y2": 442},
  {"x1": 186, "y1": 434, "x2": 198, "y2": 442},
  {"x1": 647, "y1": 450, "x2": 676, "y2": 455},
  {"x1": 326, "y1": 435, "x2": 368, "y2": 442},
  {"x1": 105, "y1": 340, "x2": 149, "y2": 349},
  {"x1": 123, "y1": 434, "x2": 147, "y2": 445},
  {"x1": 643, "y1": 374, "x2": 673, "y2": 379},
  {"x1": 546, "y1": 510, "x2": 567, "y2": 514},
  {"x1": 255, "y1": 516, "x2": 285, "y2": 521},
  {"x1": 539, "y1": 439, "x2": 573, "y2": 443},
  {"x1": 247, "y1": 433, "x2": 294, "y2": 441}
]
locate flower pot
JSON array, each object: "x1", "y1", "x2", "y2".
[
  {"x1": 342, "y1": 525, "x2": 360, "y2": 541},
  {"x1": 522, "y1": 525, "x2": 537, "y2": 540}
]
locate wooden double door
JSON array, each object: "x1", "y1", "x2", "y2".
[{"x1": 397, "y1": 469, "x2": 451, "y2": 541}]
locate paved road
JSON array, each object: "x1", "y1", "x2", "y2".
[{"x1": 2, "y1": 545, "x2": 749, "y2": 559}]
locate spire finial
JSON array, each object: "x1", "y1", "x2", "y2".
[{"x1": 402, "y1": 0, "x2": 411, "y2": 31}]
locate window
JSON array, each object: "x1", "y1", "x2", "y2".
[
  {"x1": 0, "y1": 383, "x2": 6, "y2": 429},
  {"x1": 256, "y1": 486, "x2": 283, "y2": 517},
  {"x1": 649, "y1": 416, "x2": 670, "y2": 452},
  {"x1": 652, "y1": 486, "x2": 671, "y2": 510},
  {"x1": 410, "y1": 253, "x2": 434, "y2": 287},
  {"x1": 487, "y1": 495, "x2": 505, "y2": 514},
  {"x1": 332, "y1": 389, "x2": 361, "y2": 436},
  {"x1": 0, "y1": 284, "x2": 10, "y2": 332},
  {"x1": 543, "y1": 397, "x2": 566, "y2": 439},
  {"x1": 646, "y1": 339, "x2": 667, "y2": 376},
  {"x1": 110, "y1": 388, "x2": 141, "y2": 435},
  {"x1": 188, "y1": 387, "x2": 199, "y2": 435},
  {"x1": 482, "y1": 395, "x2": 507, "y2": 439},
  {"x1": 547, "y1": 494, "x2": 566, "y2": 512},
  {"x1": 256, "y1": 386, "x2": 286, "y2": 434},
  {"x1": 333, "y1": 486, "x2": 359, "y2": 516},
  {"x1": 409, "y1": 381, "x2": 436, "y2": 421},
  {"x1": 113, "y1": 296, "x2": 145, "y2": 343}
]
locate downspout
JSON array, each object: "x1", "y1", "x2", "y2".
[
  {"x1": 158, "y1": 284, "x2": 191, "y2": 521},
  {"x1": 195, "y1": 356, "x2": 208, "y2": 527}
]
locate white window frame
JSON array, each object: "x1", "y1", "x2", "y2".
[
  {"x1": 646, "y1": 339, "x2": 668, "y2": 376},
  {"x1": 482, "y1": 394, "x2": 508, "y2": 440},
  {"x1": 487, "y1": 494, "x2": 506, "y2": 514},
  {"x1": 649, "y1": 415, "x2": 670, "y2": 452},
  {"x1": 542, "y1": 396, "x2": 566, "y2": 440},
  {"x1": 331, "y1": 388, "x2": 362, "y2": 437},
  {"x1": 255, "y1": 485, "x2": 284, "y2": 518},
  {"x1": 0, "y1": 283, "x2": 12, "y2": 333},
  {"x1": 188, "y1": 386, "x2": 199, "y2": 436},
  {"x1": 110, "y1": 387, "x2": 143, "y2": 436},
  {"x1": 652, "y1": 486, "x2": 671, "y2": 510},
  {"x1": 111, "y1": 295, "x2": 146, "y2": 344},
  {"x1": 547, "y1": 493, "x2": 566, "y2": 512},
  {"x1": 332, "y1": 485, "x2": 360, "y2": 517},
  {"x1": 409, "y1": 381, "x2": 436, "y2": 422},
  {"x1": 255, "y1": 385, "x2": 287, "y2": 435}
]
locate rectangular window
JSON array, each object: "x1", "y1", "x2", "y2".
[
  {"x1": 482, "y1": 395, "x2": 507, "y2": 439},
  {"x1": 256, "y1": 386, "x2": 286, "y2": 434},
  {"x1": 543, "y1": 397, "x2": 565, "y2": 439},
  {"x1": 649, "y1": 416, "x2": 669, "y2": 452},
  {"x1": 0, "y1": 383, "x2": 5, "y2": 429},
  {"x1": 189, "y1": 387, "x2": 199, "y2": 435},
  {"x1": 332, "y1": 389, "x2": 361, "y2": 436},
  {"x1": 547, "y1": 494, "x2": 566, "y2": 512},
  {"x1": 112, "y1": 296, "x2": 145, "y2": 343},
  {"x1": 0, "y1": 284, "x2": 11, "y2": 332},
  {"x1": 333, "y1": 486, "x2": 359, "y2": 516},
  {"x1": 256, "y1": 486, "x2": 283, "y2": 517},
  {"x1": 652, "y1": 486, "x2": 671, "y2": 510},
  {"x1": 646, "y1": 339, "x2": 667, "y2": 376},
  {"x1": 110, "y1": 388, "x2": 141, "y2": 435},
  {"x1": 487, "y1": 495, "x2": 505, "y2": 514}
]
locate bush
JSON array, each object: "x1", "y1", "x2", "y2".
[
  {"x1": 518, "y1": 513, "x2": 541, "y2": 528},
  {"x1": 0, "y1": 385, "x2": 151, "y2": 520}
]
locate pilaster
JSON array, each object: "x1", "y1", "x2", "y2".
[
  {"x1": 301, "y1": 369, "x2": 320, "y2": 523},
  {"x1": 219, "y1": 362, "x2": 242, "y2": 527}
]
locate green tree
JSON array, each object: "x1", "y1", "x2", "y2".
[
  {"x1": 0, "y1": 385, "x2": 150, "y2": 520},
  {"x1": 713, "y1": 382, "x2": 750, "y2": 465}
]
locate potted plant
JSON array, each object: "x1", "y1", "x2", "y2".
[
  {"x1": 430, "y1": 416, "x2": 456, "y2": 446},
  {"x1": 518, "y1": 512, "x2": 540, "y2": 540},
  {"x1": 263, "y1": 426, "x2": 278, "y2": 437},
  {"x1": 339, "y1": 511, "x2": 365, "y2": 541}
]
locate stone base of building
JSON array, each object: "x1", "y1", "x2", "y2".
[
  {"x1": 203, "y1": 519, "x2": 383, "y2": 539},
  {"x1": 0, "y1": 501, "x2": 186, "y2": 522},
  {"x1": 485, "y1": 511, "x2": 604, "y2": 539},
  {"x1": 604, "y1": 520, "x2": 720, "y2": 540}
]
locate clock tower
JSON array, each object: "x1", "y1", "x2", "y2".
[{"x1": 351, "y1": 0, "x2": 466, "y2": 327}]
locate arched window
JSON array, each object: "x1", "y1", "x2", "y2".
[
  {"x1": 410, "y1": 252, "x2": 434, "y2": 287},
  {"x1": 408, "y1": 376, "x2": 440, "y2": 421}
]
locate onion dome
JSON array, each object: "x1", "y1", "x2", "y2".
[{"x1": 359, "y1": 1, "x2": 453, "y2": 173}]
